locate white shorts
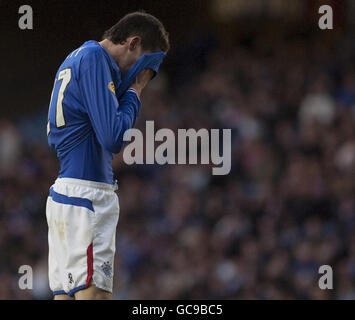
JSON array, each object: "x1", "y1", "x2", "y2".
[{"x1": 46, "y1": 177, "x2": 119, "y2": 297}]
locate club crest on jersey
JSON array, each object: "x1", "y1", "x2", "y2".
[{"x1": 108, "y1": 81, "x2": 115, "y2": 94}]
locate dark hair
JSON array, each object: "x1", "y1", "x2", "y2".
[{"x1": 103, "y1": 11, "x2": 170, "y2": 52}]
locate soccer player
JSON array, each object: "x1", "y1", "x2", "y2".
[{"x1": 45, "y1": 11, "x2": 169, "y2": 300}]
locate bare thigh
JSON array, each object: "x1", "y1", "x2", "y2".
[
  {"x1": 74, "y1": 285, "x2": 112, "y2": 300},
  {"x1": 54, "y1": 294, "x2": 74, "y2": 300}
]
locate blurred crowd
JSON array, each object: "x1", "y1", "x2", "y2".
[{"x1": 1, "y1": 29, "x2": 355, "y2": 299}]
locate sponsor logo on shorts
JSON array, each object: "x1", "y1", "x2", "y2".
[
  {"x1": 68, "y1": 273, "x2": 74, "y2": 284},
  {"x1": 101, "y1": 261, "x2": 112, "y2": 278}
]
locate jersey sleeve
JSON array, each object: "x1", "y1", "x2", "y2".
[{"x1": 78, "y1": 50, "x2": 141, "y2": 154}]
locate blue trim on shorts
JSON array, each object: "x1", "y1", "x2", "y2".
[
  {"x1": 53, "y1": 290, "x2": 67, "y2": 295},
  {"x1": 52, "y1": 285, "x2": 87, "y2": 297},
  {"x1": 49, "y1": 187, "x2": 94, "y2": 212},
  {"x1": 68, "y1": 285, "x2": 87, "y2": 297}
]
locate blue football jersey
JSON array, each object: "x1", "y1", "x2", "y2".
[{"x1": 47, "y1": 40, "x2": 165, "y2": 184}]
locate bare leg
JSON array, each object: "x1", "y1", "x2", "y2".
[
  {"x1": 54, "y1": 294, "x2": 74, "y2": 300},
  {"x1": 74, "y1": 285, "x2": 112, "y2": 300}
]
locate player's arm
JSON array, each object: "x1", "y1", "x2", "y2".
[
  {"x1": 79, "y1": 51, "x2": 151, "y2": 154},
  {"x1": 129, "y1": 69, "x2": 154, "y2": 97}
]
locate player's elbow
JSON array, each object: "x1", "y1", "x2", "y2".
[
  {"x1": 100, "y1": 121, "x2": 131, "y2": 154},
  {"x1": 101, "y1": 139, "x2": 123, "y2": 154}
]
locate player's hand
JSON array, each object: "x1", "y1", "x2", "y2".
[{"x1": 130, "y1": 69, "x2": 154, "y2": 97}]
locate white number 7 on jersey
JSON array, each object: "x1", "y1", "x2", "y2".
[{"x1": 47, "y1": 68, "x2": 72, "y2": 136}]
